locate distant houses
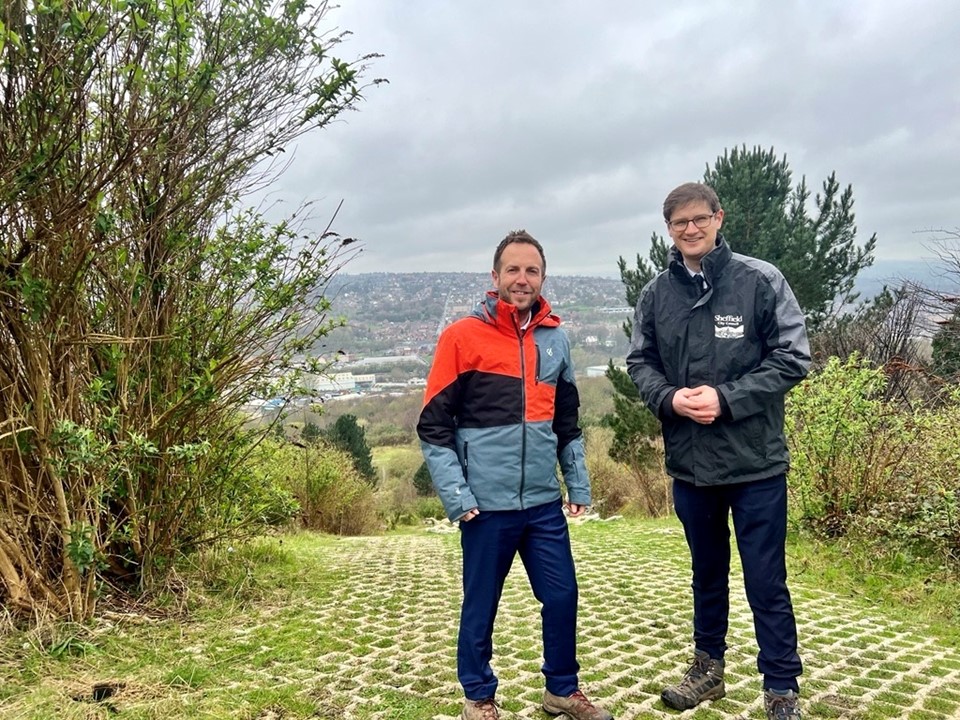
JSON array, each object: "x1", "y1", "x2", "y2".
[
  {"x1": 307, "y1": 372, "x2": 376, "y2": 395},
  {"x1": 341, "y1": 354, "x2": 428, "y2": 369},
  {"x1": 585, "y1": 365, "x2": 626, "y2": 378}
]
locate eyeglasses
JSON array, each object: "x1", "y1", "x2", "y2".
[{"x1": 667, "y1": 213, "x2": 716, "y2": 232}]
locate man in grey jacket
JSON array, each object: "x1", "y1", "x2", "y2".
[{"x1": 627, "y1": 183, "x2": 810, "y2": 720}]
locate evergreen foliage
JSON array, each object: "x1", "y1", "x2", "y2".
[
  {"x1": 412, "y1": 462, "x2": 435, "y2": 497},
  {"x1": 705, "y1": 145, "x2": 876, "y2": 331},
  {"x1": 326, "y1": 415, "x2": 377, "y2": 483},
  {"x1": 301, "y1": 421, "x2": 323, "y2": 445},
  {"x1": 618, "y1": 145, "x2": 877, "y2": 332},
  {"x1": 615, "y1": 235, "x2": 670, "y2": 339},
  {"x1": 603, "y1": 361, "x2": 661, "y2": 471}
]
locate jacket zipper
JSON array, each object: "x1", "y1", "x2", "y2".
[
  {"x1": 516, "y1": 315, "x2": 527, "y2": 508},
  {"x1": 463, "y1": 441, "x2": 468, "y2": 481}
]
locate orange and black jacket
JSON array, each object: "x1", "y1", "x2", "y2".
[{"x1": 417, "y1": 291, "x2": 591, "y2": 522}]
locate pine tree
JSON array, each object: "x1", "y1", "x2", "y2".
[
  {"x1": 412, "y1": 462, "x2": 435, "y2": 497},
  {"x1": 617, "y1": 146, "x2": 877, "y2": 332},
  {"x1": 326, "y1": 415, "x2": 377, "y2": 483},
  {"x1": 704, "y1": 145, "x2": 876, "y2": 331},
  {"x1": 301, "y1": 421, "x2": 323, "y2": 445},
  {"x1": 616, "y1": 233, "x2": 670, "y2": 339},
  {"x1": 604, "y1": 361, "x2": 661, "y2": 469}
]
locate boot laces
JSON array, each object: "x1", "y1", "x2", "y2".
[
  {"x1": 679, "y1": 654, "x2": 712, "y2": 687},
  {"x1": 473, "y1": 698, "x2": 499, "y2": 720},
  {"x1": 567, "y1": 690, "x2": 598, "y2": 711}
]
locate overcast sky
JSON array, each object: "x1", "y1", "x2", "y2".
[{"x1": 262, "y1": 0, "x2": 960, "y2": 278}]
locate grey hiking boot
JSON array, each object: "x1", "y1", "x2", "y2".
[
  {"x1": 462, "y1": 697, "x2": 501, "y2": 720},
  {"x1": 542, "y1": 689, "x2": 613, "y2": 720},
  {"x1": 764, "y1": 689, "x2": 802, "y2": 720},
  {"x1": 660, "y1": 649, "x2": 725, "y2": 710}
]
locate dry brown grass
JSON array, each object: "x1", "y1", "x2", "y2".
[{"x1": 584, "y1": 427, "x2": 671, "y2": 518}]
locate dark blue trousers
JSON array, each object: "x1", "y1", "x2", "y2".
[
  {"x1": 673, "y1": 474, "x2": 803, "y2": 692},
  {"x1": 457, "y1": 499, "x2": 580, "y2": 700}
]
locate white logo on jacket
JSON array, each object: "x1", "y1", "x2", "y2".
[{"x1": 715, "y1": 313, "x2": 744, "y2": 340}]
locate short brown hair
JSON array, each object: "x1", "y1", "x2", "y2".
[
  {"x1": 663, "y1": 183, "x2": 721, "y2": 221},
  {"x1": 493, "y1": 230, "x2": 546, "y2": 273}
]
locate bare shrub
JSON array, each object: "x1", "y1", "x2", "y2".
[{"x1": 811, "y1": 287, "x2": 936, "y2": 404}]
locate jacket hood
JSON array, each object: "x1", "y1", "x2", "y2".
[{"x1": 471, "y1": 290, "x2": 561, "y2": 332}]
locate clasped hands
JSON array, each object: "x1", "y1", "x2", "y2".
[{"x1": 672, "y1": 385, "x2": 721, "y2": 425}]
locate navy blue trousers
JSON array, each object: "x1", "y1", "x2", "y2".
[
  {"x1": 673, "y1": 474, "x2": 803, "y2": 692},
  {"x1": 457, "y1": 498, "x2": 580, "y2": 700}
]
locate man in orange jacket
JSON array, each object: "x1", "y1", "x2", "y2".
[{"x1": 417, "y1": 230, "x2": 612, "y2": 720}]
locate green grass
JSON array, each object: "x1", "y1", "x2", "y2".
[
  {"x1": 786, "y1": 529, "x2": 960, "y2": 648},
  {"x1": 371, "y1": 444, "x2": 421, "y2": 472},
  {"x1": 1, "y1": 519, "x2": 959, "y2": 719}
]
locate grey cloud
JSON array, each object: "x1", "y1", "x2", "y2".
[{"x1": 258, "y1": 0, "x2": 960, "y2": 276}]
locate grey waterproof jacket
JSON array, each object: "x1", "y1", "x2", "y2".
[{"x1": 626, "y1": 236, "x2": 810, "y2": 485}]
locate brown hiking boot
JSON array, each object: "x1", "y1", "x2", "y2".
[
  {"x1": 542, "y1": 689, "x2": 613, "y2": 720},
  {"x1": 765, "y1": 689, "x2": 802, "y2": 720},
  {"x1": 462, "y1": 697, "x2": 500, "y2": 720},
  {"x1": 660, "y1": 649, "x2": 725, "y2": 710}
]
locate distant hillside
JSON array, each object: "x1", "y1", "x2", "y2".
[
  {"x1": 325, "y1": 272, "x2": 628, "y2": 320},
  {"x1": 314, "y1": 262, "x2": 959, "y2": 364},
  {"x1": 319, "y1": 272, "x2": 632, "y2": 363},
  {"x1": 323, "y1": 260, "x2": 956, "y2": 321},
  {"x1": 324, "y1": 261, "x2": 955, "y2": 317}
]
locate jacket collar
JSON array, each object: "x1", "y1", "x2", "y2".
[
  {"x1": 473, "y1": 290, "x2": 561, "y2": 332},
  {"x1": 669, "y1": 233, "x2": 732, "y2": 284}
]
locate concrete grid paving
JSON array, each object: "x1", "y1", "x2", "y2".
[{"x1": 304, "y1": 521, "x2": 960, "y2": 720}]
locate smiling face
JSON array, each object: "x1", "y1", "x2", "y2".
[
  {"x1": 491, "y1": 241, "x2": 544, "y2": 318},
  {"x1": 667, "y1": 200, "x2": 724, "y2": 271}
]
